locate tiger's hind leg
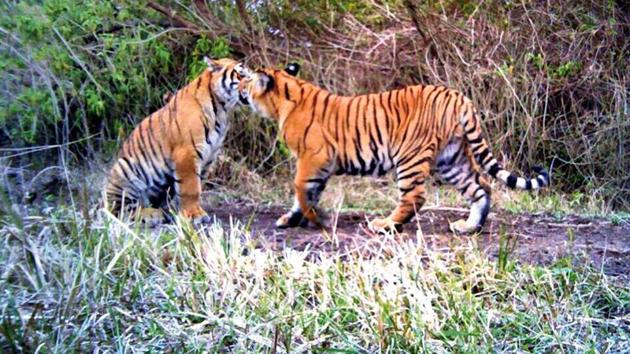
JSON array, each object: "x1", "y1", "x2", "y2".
[
  {"x1": 369, "y1": 156, "x2": 432, "y2": 234},
  {"x1": 436, "y1": 139, "x2": 491, "y2": 234}
]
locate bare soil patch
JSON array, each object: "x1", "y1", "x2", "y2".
[{"x1": 206, "y1": 201, "x2": 630, "y2": 277}]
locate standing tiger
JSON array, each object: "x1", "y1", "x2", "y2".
[
  {"x1": 104, "y1": 57, "x2": 250, "y2": 225},
  {"x1": 238, "y1": 63, "x2": 549, "y2": 234}
]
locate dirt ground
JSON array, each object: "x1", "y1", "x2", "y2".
[
  {"x1": 207, "y1": 201, "x2": 630, "y2": 278},
  {"x1": 3, "y1": 165, "x2": 628, "y2": 278}
]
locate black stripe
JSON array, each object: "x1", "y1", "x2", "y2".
[
  {"x1": 440, "y1": 168, "x2": 461, "y2": 183},
  {"x1": 399, "y1": 185, "x2": 416, "y2": 194},
  {"x1": 302, "y1": 91, "x2": 321, "y2": 146},
  {"x1": 380, "y1": 93, "x2": 391, "y2": 137},
  {"x1": 353, "y1": 139, "x2": 367, "y2": 173},
  {"x1": 525, "y1": 179, "x2": 532, "y2": 190},
  {"x1": 216, "y1": 98, "x2": 226, "y2": 111},
  {"x1": 428, "y1": 87, "x2": 447, "y2": 115},
  {"x1": 284, "y1": 83, "x2": 291, "y2": 101},
  {"x1": 210, "y1": 91, "x2": 219, "y2": 116},
  {"x1": 459, "y1": 181, "x2": 472, "y2": 193},
  {"x1": 399, "y1": 181, "x2": 423, "y2": 195},
  {"x1": 135, "y1": 130, "x2": 155, "y2": 181},
  {"x1": 397, "y1": 170, "x2": 422, "y2": 182},
  {"x1": 471, "y1": 193, "x2": 486, "y2": 204},
  {"x1": 394, "y1": 90, "x2": 402, "y2": 125},
  {"x1": 191, "y1": 134, "x2": 203, "y2": 159},
  {"x1": 119, "y1": 158, "x2": 135, "y2": 181},
  {"x1": 372, "y1": 96, "x2": 383, "y2": 146},
  {"x1": 448, "y1": 146, "x2": 462, "y2": 166},
  {"x1": 471, "y1": 143, "x2": 486, "y2": 155},
  {"x1": 476, "y1": 149, "x2": 490, "y2": 165},
  {"x1": 401, "y1": 87, "x2": 410, "y2": 116},
  {"x1": 345, "y1": 97, "x2": 353, "y2": 132},
  {"x1": 200, "y1": 115, "x2": 212, "y2": 144},
  {"x1": 468, "y1": 136, "x2": 483, "y2": 145},
  {"x1": 460, "y1": 170, "x2": 474, "y2": 185},
  {"x1": 362, "y1": 96, "x2": 369, "y2": 134},
  {"x1": 507, "y1": 175, "x2": 517, "y2": 189},
  {"x1": 174, "y1": 117, "x2": 182, "y2": 135},
  {"x1": 321, "y1": 93, "x2": 331, "y2": 120},
  {"x1": 488, "y1": 164, "x2": 500, "y2": 177},
  {"x1": 221, "y1": 69, "x2": 229, "y2": 92},
  {"x1": 439, "y1": 94, "x2": 453, "y2": 128},
  {"x1": 141, "y1": 125, "x2": 164, "y2": 180},
  {"x1": 145, "y1": 116, "x2": 163, "y2": 165},
  {"x1": 399, "y1": 155, "x2": 431, "y2": 172}
]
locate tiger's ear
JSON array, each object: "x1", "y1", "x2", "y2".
[
  {"x1": 284, "y1": 63, "x2": 300, "y2": 76},
  {"x1": 204, "y1": 56, "x2": 222, "y2": 72}
]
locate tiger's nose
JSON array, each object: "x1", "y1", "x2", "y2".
[{"x1": 237, "y1": 79, "x2": 249, "y2": 91}]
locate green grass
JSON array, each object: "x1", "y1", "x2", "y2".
[{"x1": 1, "y1": 200, "x2": 629, "y2": 352}]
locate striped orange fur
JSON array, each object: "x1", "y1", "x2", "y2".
[
  {"x1": 239, "y1": 63, "x2": 549, "y2": 233},
  {"x1": 105, "y1": 58, "x2": 250, "y2": 225}
]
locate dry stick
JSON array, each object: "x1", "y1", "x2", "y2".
[
  {"x1": 402, "y1": 0, "x2": 429, "y2": 45},
  {"x1": 149, "y1": 0, "x2": 247, "y2": 58},
  {"x1": 52, "y1": 27, "x2": 112, "y2": 100},
  {"x1": 147, "y1": 0, "x2": 198, "y2": 30},
  {"x1": 235, "y1": 0, "x2": 253, "y2": 31},
  {"x1": 0, "y1": 134, "x2": 99, "y2": 160}
]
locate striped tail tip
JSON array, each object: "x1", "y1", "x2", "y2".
[
  {"x1": 505, "y1": 165, "x2": 549, "y2": 190},
  {"x1": 531, "y1": 165, "x2": 550, "y2": 188}
]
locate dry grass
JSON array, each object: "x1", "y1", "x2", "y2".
[
  {"x1": 2, "y1": 166, "x2": 629, "y2": 352},
  {"x1": 1, "y1": 205, "x2": 629, "y2": 352}
]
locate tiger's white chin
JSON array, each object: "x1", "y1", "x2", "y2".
[{"x1": 246, "y1": 101, "x2": 272, "y2": 119}]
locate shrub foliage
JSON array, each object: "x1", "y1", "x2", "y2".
[{"x1": 1, "y1": 0, "x2": 628, "y2": 207}]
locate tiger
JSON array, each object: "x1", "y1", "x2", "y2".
[
  {"x1": 104, "y1": 57, "x2": 251, "y2": 225},
  {"x1": 238, "y1": 63, "x2": 549, "y2": 234}
]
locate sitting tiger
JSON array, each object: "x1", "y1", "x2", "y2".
[
  {"x1": 238, "y1": 63, "x2": 549, "y2": 234},
  {"x1": 104, "y1": 57, "x2": 250, "y2": 225}
]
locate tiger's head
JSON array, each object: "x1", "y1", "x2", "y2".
[
  {"x1": 238, "y1": 63, "x2": 301, "y2": 120},
  {"x1": 205, "y1": 57, "x2": 252, "y2": 109}
]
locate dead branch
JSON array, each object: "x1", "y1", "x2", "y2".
[
  {"x1": 147, "y1": 1, "x2": 198, "y2": 31},
  {"x1": 235, "y1": 0, "x2": 253, "y2": 32}
]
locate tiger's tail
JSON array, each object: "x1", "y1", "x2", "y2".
[{"x1": 459, "y1": 100, "x2": 549, "y2": 190}]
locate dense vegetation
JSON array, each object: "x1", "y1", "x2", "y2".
[
  {"x1": 2, "y1": 0, "x2": 629, "y2": 207},
  {"x1": 2, "y1": 2, "x2": 630, "y2": 352}
]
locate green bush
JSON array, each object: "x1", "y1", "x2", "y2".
[{"x1": 1, "y1": 1, "x2": 187, "y2": 153}]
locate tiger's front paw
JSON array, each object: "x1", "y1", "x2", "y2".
[
  {"x1": 368, "y1": 217, "x2": 403, "y2": 234},
  {"x1": 275, "y1": 211, "x2": 307, "y2": 229},
  {"x1": 137, "y1": 207, "x2": 167, "y2": 227},
  {"x1": 448, "y1": 219, "x2": 481, "y2": 234},
  {"x1": 180, "y1": 205, "x2": 211, "y2": 225}
]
